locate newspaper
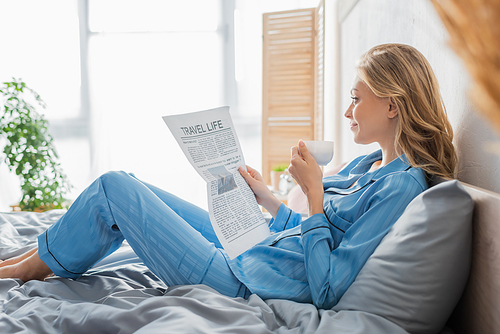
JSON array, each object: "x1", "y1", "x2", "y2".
[{"x1": 163, "y1": 106, "x2": 271, "y2": 259}]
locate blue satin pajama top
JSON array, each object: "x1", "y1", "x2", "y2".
[{"x1": 226, "y1": 150, "x2": 428, "y2": 309}]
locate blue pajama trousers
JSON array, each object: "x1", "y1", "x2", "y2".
[{"x1": 38, "y1": 171, "x2": 250, "y2": 298}]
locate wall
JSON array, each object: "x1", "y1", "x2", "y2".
[{"x1": 333, "y1": 0, "x2": 500, "y2": 193}]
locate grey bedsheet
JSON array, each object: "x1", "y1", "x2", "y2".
[{"x1": 0, "y1": 210, "x2": 407, "y2": 334}]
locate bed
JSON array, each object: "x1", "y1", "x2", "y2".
[
  {"x1": 0, "y1": 178, "x2": 484, "y2": 334},
  {"x1": 2, "y1": 1, "x2": 498, "y2": 333}
]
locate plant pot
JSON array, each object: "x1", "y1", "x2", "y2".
[
  {"x1": 10, "y1": 203, "x2": 57, "y2": 213},
  {"x1": 270, "y1": 171, "x2": 283, "y2": 191}
]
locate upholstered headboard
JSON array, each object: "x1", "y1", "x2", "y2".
[{"x1": 448, "y1": 184, "x2": 500, "y2": 333}]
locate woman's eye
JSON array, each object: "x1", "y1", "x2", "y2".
[{"x1": 350, "y1": 96, "x2": 358, "y2": 103}]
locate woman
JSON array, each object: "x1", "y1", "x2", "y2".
[{"x1": 0, "y1": 44, "x2": 456, "y2": 310}]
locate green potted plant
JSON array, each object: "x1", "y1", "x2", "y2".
[
  {"x1": 0, "y1": 79, "x2": 71, "y2": 212},
  {"x1": 270, "y1": 163, "x2": 288, "y2": 191}
]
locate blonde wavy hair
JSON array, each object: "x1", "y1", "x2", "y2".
[{"x1": 356, "y1": 43, "x2": 457, "y2": 179}]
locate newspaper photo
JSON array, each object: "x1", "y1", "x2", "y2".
[{"x1": 163, "y1": 106, "x2": 271, "y2": 259}]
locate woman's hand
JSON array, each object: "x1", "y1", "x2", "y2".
[
  {"x1": 239, "y1": 165, "x2": 282, "y2": 217},
  {"x1": 288, "y1": 140, "x2": 324, "y2": 216}
]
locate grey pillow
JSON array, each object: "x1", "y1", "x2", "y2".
[{"x1": 333, "y1": 180, "x2": 473, "y2": 334}]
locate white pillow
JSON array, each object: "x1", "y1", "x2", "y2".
[{"x1": 333, "y1": 180, "x2": 473, "y2": 334}]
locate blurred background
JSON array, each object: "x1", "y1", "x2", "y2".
[{"x1": 0, "y1": 0, "x2": 320, "y2": 211}]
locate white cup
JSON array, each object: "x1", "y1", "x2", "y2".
[{"x1": 303, "y1": 141, "x2": 334, "y2": 165}]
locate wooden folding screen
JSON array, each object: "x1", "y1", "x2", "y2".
[{"x1": 262, "y1": 2, "x2": 325, "y2": 185}]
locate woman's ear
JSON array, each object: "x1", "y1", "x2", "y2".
[{"x1": 388, "y1": 97, "x2": 398, "y2": 119}]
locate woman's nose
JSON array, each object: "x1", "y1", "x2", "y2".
[{"x1": 344, "y1": 105, "x2": 352, "y2": 119}]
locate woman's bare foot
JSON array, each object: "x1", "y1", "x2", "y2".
[
  {"x1": 0, "y1": 250, "x2": 53, "y2": 281},
  {"x1": 0, "y1": 248, "x2": 38, "y2": 268}
]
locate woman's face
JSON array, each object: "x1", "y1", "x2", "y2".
[{"x1": 344, "y1": 77, "x2": 398, "y2": 147}]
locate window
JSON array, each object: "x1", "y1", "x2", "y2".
[{"x1": 85, "y1": 0, "x2": 227, "y2": 209}]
